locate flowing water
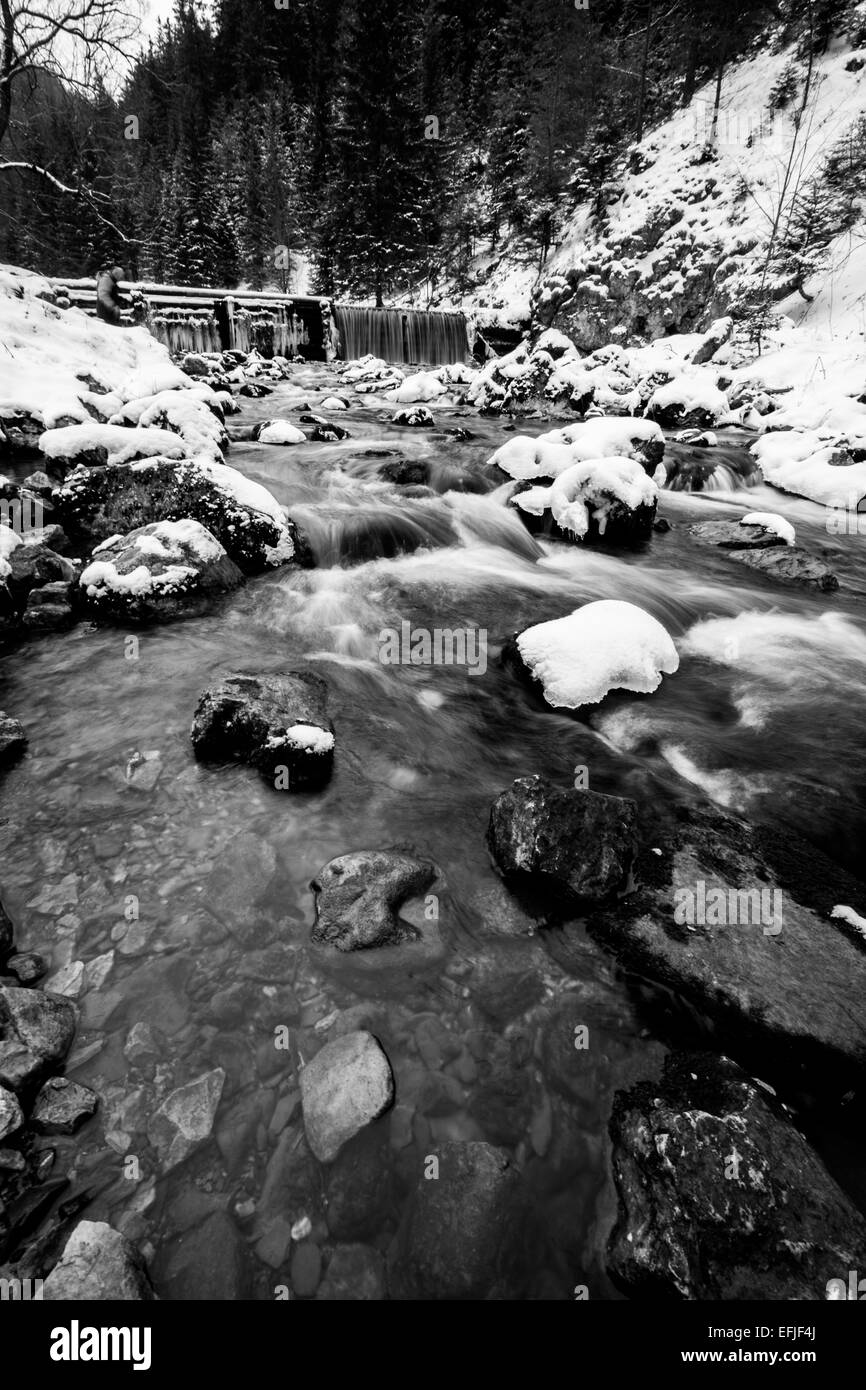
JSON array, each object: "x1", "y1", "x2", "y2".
[{"x1": 2, "y1": 369, "x2": 865, "y2": 1297}]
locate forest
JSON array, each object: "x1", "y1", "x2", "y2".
[{"x1": 0, "y1": 0, "x2": 840, "y2": 301}]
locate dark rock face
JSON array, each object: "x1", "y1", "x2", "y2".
[
  {"x1": 55, "y1": 458, "x2": 285, "y2": 572},
  {"x1": 317, "y1": 1243, "x2": 385, "y2": 1300},
  {"x1": 0, "y1": 899, "x2": 13, "y2": 963},
  {"x1": 7, "y1": 543, "x2": 77, "y2": 605},
  {"x1": 191, "y1": 671, "x2": 335, "y2": 790},
  {"x1": 390, "y1": 1141, "x2": 530, "y2": 1300},
  {"x1": 0, "y1": 713, "x2": 27, "y2": 769},
  {"x1": 310, "y1": 423, "x2": 351, "y2": 442},
  {"x1": 687, "y1": 520, "x2": 839, "y2": 590},
  {"x1": 378, "y1": 459, "x2": 430, "y2": 487},
  {"x1": 589, "y1": 804, "x2": 866, "y2": 1086},
  {"x1": 31, "y1": 1076, "x2": 98, "y2": 1135},
  {"x1": 79, "y1": 522, "x2": 244, "y2": 624},
  {"x1": 726, "y1": 545, "x2": 839, "y2": 591},
  {"x1": 608, "y1": 1052, "x2": 866, "y2": 1299},
  {"x1": 487, "y1": 776, "x2": 638, "y2": 909},
  {"x1": 311, "y1": 850, "x2": 437, "y2": 952},
  {"x1": 22, "y1": 581, "x2": 76, "y2": 631},
  {"x1": 0, "y1": 985, "x2": 76, "y2": 1093},
  {"x1": 156, "y1": 1210, "x2": 251, "y2": 1300}
]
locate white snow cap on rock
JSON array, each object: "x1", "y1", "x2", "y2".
[
  {"x1": 321, "y1": 395, "x2": 350, "y2": 410},
  {"x1": 513, "y1": 456, "x2": 658, "y2": 538},
  {"x1": 385, "y1": 371, "x2": 448, "y2": 403},
  {"x1": 831, "y1": 905, "x2": 866, "y2": 941},
  {"x1": 645, "y1": 374, "x2": 729, "y2": 422},
  {"x1": 256, "y1": 420, "x2": 307, "y2": 445},
  {"x1": 490, "y1": 416, "x2": 664, "y2": 482},
  {"x1": 40, "y1": 421, "x2": 187, "y2": 465},
  {"x1": 516, "y1": 599, "x2": 679, "y2": 709},
  {"x1": 740, "y1": 512, "x2": 795, "y2": 546}
]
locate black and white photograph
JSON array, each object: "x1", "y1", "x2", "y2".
[{"x1": 0, "y1": 0, "x2": 865, "y2": 1352}]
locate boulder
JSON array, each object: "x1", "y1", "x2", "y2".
[
  {"x1": 390, "y1": 1141, "x2": 529, "y2": 1300},
  {"x1": 487, "y1": 776, "x2": 638, "y2": 909},
  {"x1": 156, "y1": 1210, "x2": 251, "y2": 1300},
  {"x1": 146, "y1": 1067, "x2": 225, "y2": 1173},
  {"x1": 191, "y1": 671, "x2": 335, "y2": 791},
  {"x1": 300, "y1": 1030, "x2": 394, "y2": 1163},
  {"x1": 4, "y1": 952, "x2": 46, "y2": 985},
  {"x1": 0, "y1": 985, "x2": 76, "y2": 1093},
  {"x1": 589, "y1": 804, "x2": 866, "y2": 1087},
  {"x1": 724, "y1": 546, "x2": 839, "y2": 592},
  {"x1": 22, "y1": 581, "x2": 77, "y2": 631},
  {"x1": 39, "y1": 1220, "x2": 156, "y2": 1300},
  {"x1": 311, "y1": 850, "x2": 437, "y2": 952},
  {"x1": 79, "y1": 520, "x2": 244, "y2": 624},
  {"x1": 31, "y1": 1075, "x2": 99, "y2": 1135},
  {"x1": 0, "y1": 712, "x2": 27, "y2": 768},
  {"x1": 0, "y1": 1082, "x2": 23, "y2": 1141},
  {"x1": 609, "y1": 1051, "x2": 866, "y2": 1299},
  {"x1": 392, "y1": 407, "x2": 435, "y2": 427},
  {"x1": 55, "y1": 457, "x2": 289, "y2": 572},
  {"x1": 317, "y1": 1244, "x2": 385, "y2": 1300}
]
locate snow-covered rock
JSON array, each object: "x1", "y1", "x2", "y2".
[
  {"x1": 57, "y1": 456, "x2": 293, "y2": 573},
  {"x1": 751, "y1": 432, "x2": 866, "y2": 509},
  {"x1": 385, "y1": 371, "x2": 448, "y2": 403},
  {"x1": 392, "y1": 406, "x2": 435, "y2": 427},
  {"x1": 644, "y1": 375, "x2": 729, "y2": 428},
  {"x1": 512, "y1": 455, "x2": 658, "y2": 547},
  {"x1": 80, "y1": 519, "x2": 244, "y2": 623},
  {"x1": 740, "y1": 512, "x2": 795, "y2": 546},
  {"x1": 508, "y1": 599, "x2": 679, "y2": 710},
  {"x1": 252, "y1": 420, "x2": 307, "y2": 445},
  {"x1": 40, "y1": 422, "x2": 188, "y2": 470},
  {"x1": 490, "y1": 416, "x2": 664, "y2": 482},
  {"x1": 191, "y1": 671, "x2": 335, "y2": 790}
]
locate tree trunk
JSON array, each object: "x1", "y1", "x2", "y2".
[
  {"x1": 682, "y1": 32, "x2": 698, "y2": 106},
  {"x1": 636, "y1": 0, "x2": 654, "y2": 143}
]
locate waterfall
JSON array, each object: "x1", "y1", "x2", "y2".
[{"x1": 332, "y1": 306, "x2": 469, "y2": 365}]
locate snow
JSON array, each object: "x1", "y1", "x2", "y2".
[
  {"x1": 321, "y1": 395, "x2": 349, "y2": 410},
  {"x1": 831, "y1": 905, "x2": 866, "y2": 940},
  {"x1": 0, "y1": 524, "x2": 22, "y2": 580},
  {"x1": 740, "y1": 512, "x2": 796, "y2": 546},
  {"x1": 195, "y1": 458, "x2": 286, "y2": 529},
  {"x1": 133, "y1": 518, "x2": 225, "y2": 564},
  {"x1": 39, "y1": 421, "x2": 187, "y2": 465},
  {"x1": 111, "y1": 389, "x2": 226, "y2": 459},
  {"x1": 256, "y1": 420, "x2": 307, "y2": 445},
  {"x1": 645, "y1": 375, "x2": 729, "y2": 423},
  {"x1": 490, "y1": 417, "x2": 664, "y2": 482},
  {"x1": 385, "y1": 371, "x2": 448, "y2": 403},
  {"x1": 512, "y1": 455, "x2": 658, "y2": 538},
  {"x1": 751, "y1": 432, "x2": 866, "y2": 508},
  {"x1": 0, "y1": 265, "x2": 186, "y2": 429},
  {"x1": 515, "y1": 598, "x2": 679, "y2": 709},
  {"x1": 283, "y1": 724, "x2": 335, "y2": 753},
  {"x1": 81, "y1": 558, "x2": 198, "y2": 597}
]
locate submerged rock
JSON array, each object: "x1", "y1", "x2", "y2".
[
  {"x1": 609, "y1": 1052, "x2": 866, "y2": 1299},
  {"x1": 156, "y1": 1210, "x2": 251, "y2": 1300},
  {"x1": 0, "y1": 712, "x2": 27, "y2": 768},
  {"x1": 39, "y1": 1220, "x2": 157, "y2": 1300},
  {"x1": 0, "y1": 985, "x2": 76, "y2": 1092},
  {"x1": 590, "y1": 804, "x2": 866, "y2": 1086},
  {"x1": 146, "y1": 1067, "x2": 225, "y2": 1173},
  {"x1": 687, "y1": 518, "x2": 839, "y2": 590},
  {"x1": 488, "y1": 775, "x2": 638, "y2": 908},
  {"x1": 0, "y1": 899, "x2": 13, "y2": 963},
  {"x1": 300, "y1": 1030, "x2": 394, "y2": 1163},
  {"x1": 317, "y1": 1243, "x2": 385, "y2": 1300},
  {"x1": 79, "y1": 520, "x2": 244, "y2": 623},
  {"x1": 390, "y1": 1141, "x2": 529, "y2": 1300},
  {"x1": 311, "y1": 850, "x2": 437, "y2": 952},
  {"x1": 31, "y1": 1076, "x2": 98, "y2": 1135},
  {"x1": 191, "y1": 671, "x2": 335, "y2": 791}
]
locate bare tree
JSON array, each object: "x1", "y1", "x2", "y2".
[{"x1": 0, "y1": 0, "x2": 141, "y2": 237}]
